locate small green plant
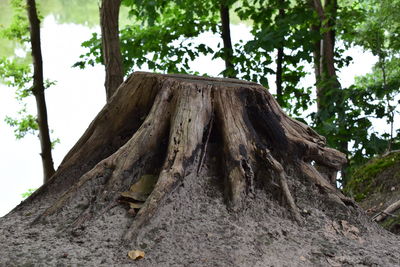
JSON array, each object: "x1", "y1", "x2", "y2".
[{"x1": 21, "y1": 188, "x2": 36, "y2": 199}]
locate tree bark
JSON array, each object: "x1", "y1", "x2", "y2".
[
  {"x1": 311, "y1": 0, "x2": 340, "y2": 113},
  {"x1": 219, "y1": 1, "x2": 235, "y2": 78},
  {"x1": 275, "y1": 0, "x2": 286, "y2": 106},
  {"x1": 374, "y1": 199, "x2": 400, "y2": 222},
  {"x1": 100, "y1": 0, "x2": 124, "y2": 101},
  {"x1": 24, "y1": 72, "x2": 353, "y2": 244},
  {"x1": 311, "y1": 0, "x2": 349, "y2": 184},
  {"x1": 311, "y1": 23, "x2": 322, "y2": 107},
  {"x1": 26, "y1": 0, "x2": 55, "y2": 183}
]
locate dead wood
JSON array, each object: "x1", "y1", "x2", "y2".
[
  {"x1": 25, "y1": 72, "x2": 351, "y2": 243},
  {"x1": 373, "y1": 199, "x2": 400, "y2": 222}
]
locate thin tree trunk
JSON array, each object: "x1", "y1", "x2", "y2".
[
  {"x1": 276, "y1": 48, "x2": 284, "y2": 105},
  {"x1": 26, "y1": 0, "x2": 55, "y2": 183},
  {"x1": 312, "y1": 0, "x2": 340, "y2": 113},
  {"x1": 100, "y1": 0, "x2": 124, "y2": 101},
  {"x1": 311, "y1": 0, "x2": 348, "y2": 185},
  {"x1": 379, "y1": 56, "x2": 394, "y2": 152},
  {"x1": 275, "y1": 0, "x2": 285, "y2": 106},
  {"x1": 322, "y1": 0, "x2": 348, "y2": 184},
  {"x1": 322, "y1": 0, "x2": 338, "y2": 79},
  {"x1": 219, "y1": 1, "x2": 235, "y2": 78},
  {"x1": 311, "y1": 24, "x2": 322, "y2": 110}
]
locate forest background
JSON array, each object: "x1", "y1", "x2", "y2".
[{"x1": 0, "y1": 0, "x2": 399, "y2": 216}]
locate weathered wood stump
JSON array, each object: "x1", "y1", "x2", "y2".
[{"x1": 26, "y1": 72, "x2": 352, "y2": 242}]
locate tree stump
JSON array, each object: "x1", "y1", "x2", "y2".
[{"x1": 26, "y1": 72, "x2": 352, "y2": 242}]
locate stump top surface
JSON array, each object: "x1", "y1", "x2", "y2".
[{"x1": 132, "y1": 71, "x2": 263, "y2": 88}]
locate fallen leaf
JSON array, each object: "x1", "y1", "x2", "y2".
[
  {"x1": 120, "y1": 175, "x2": 158, "y2": 202},
  {"x1": 128, "y1": 250, "x2": 145, "y2": 260},
  {"x1": 129, "y1": 174, "x2": 158, "y2": 195}
]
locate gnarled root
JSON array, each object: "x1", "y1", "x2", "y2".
[
  {"x1": 123, "y1": 82, "x2": 212, "y2": 242},
  {"x1": 34, "y1": 80, "x2": 175, "y2": 223}
]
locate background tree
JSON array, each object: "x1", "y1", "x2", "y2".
[
  {"x1": 233, "y1": 0, "x2": 316, "y2": 115},
  {"x1": 219, "y1": 0, "x2": 236, "y2": 77},
  {"x1": 1, "y1": 0, "x2": 56, "y2": 183},
  {"x1": 100, "y1": 0, "x2": 124, "y2": 100},
  {"x1": 275, "y1": 0, "x2": 285, "y2": 105},
  {"x1": 345, "y1": 0, "x2": 400, "y2": 153},
  {"x1": 324, "y1": 0, "x2": 400, "y2": 185},
  {"x1": 26, "y1": 0, "x2": 55, "y2": 182},
  {"x1": 76, "y1": 0, "x2": 316, "y2": 115}
]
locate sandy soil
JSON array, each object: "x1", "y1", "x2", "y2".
[{"x1": 1, "y1": 156, "x2": 400, "y2": 267}]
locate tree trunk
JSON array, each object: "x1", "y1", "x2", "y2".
[
  {"x1": 311, "y1": 0, "x2": 340, "y2": 113},
  {"x1": 311, "y1": 0, "x2": 349, "y2": 185},
  {"x1": 26, "y1": 0, "x2": 55, "y2": 183},
  {"x1": 311, "y1": 23, "x2": 322, "y2": 106},
  {"x1": 219, "y1": 1, "x2": 235, "y2": 78},
  {"x1": 20, "y1": 72, "x2": 355, "y2": 244},
  {"x1": 275, "y1": 0, "x2": 286, "y2": 106},
  {"x1": 100, "y1": 0, "x2": 124, "y2": 101}
]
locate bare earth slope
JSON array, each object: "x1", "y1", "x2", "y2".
[{"x1": 1, "y1": 150, "x2": 399, "y2": 266}]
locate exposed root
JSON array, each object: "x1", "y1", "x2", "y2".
[
  {"x1": 278, "y1": 173, "x2": 302, "y2": 224},
  {"x1": 257, "y1": 148, "x2": 302, "y2": 224},
  {"x1": 123, "y1": 83, "x2": 212, "y2": 242},
  {"x1": 215, "y1": 88, "x2": 255, "y2": 209},
  {"x1": 34, "y1": 82, "x2": 174, "y2": 223},
  {"x1": 197, "y1": 113, "x2": 214, "y2": 174},
  {"x1": 299, "y1": 162, "x2": 354, "y2": 206},
  {"x1": 25, "y1": 74, "x2": 163, "y2": 205}
]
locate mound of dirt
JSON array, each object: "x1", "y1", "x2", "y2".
[{"x1": 1, "y1": 148, "x2": 400, "y2": 266}]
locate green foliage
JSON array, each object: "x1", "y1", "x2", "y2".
[
  {"x1": 1, "y1": 0, "x2": 59, "y2": 147},
  {"x1": 76, "y1": 0, "x2": 219, "y2": 75},
  {"x1": 310, "y1": 0, "x2": 400, "y2": 188},
  {"x1": 21, "y1": 188, "x2": 36, "y2": 199},
  {"x1": 76, "y1": 0, "x2": 320, "y2": 116},
  {"x1": 5, "y1": 111, "x2": 38, "y2": 139},
  {"x1": 234, "y1": 0, "x2": 317, "y2": 115},
  {"x1": 0, "y1": 57, "x2": 32, "y2": 93},
  {"x1": 2, "y1": 0, "x2": 30, "y2": 43}
]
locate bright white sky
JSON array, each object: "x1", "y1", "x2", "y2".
[{"x1": 0, "y1": 16, "x2": 381, "y2": 217}]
